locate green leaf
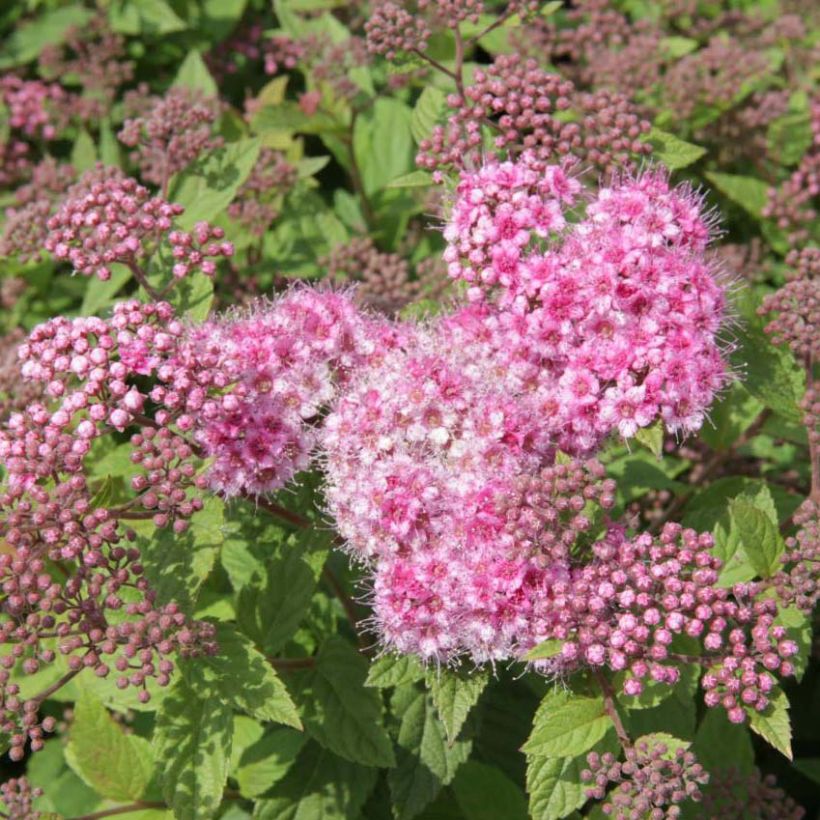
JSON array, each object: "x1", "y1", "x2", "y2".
[
  {"x1": 728, "y1": 498, "x2": 785, "y2": 578},
  {"x1": 252, "y1": 102, "x2": 340, "y2": 136},
  {"x1": 254, "y1": 742, "x2": 377, "y2": 820},
  {"x1": 427, "y1": 668, "x2": 489, "y2": 744},
  {"x1": 136, "y1": 496, "x2": 224, "y2": 613},
  {"x1": 522, "y1": 690, "x2": 612, "y2": 758},
  {"x1": 169, "y1": 138, "x2": 261, "y2": 229},
  {"x1": 694, "y1": 705, "x2": 755, "y2": 776},
  {"x1": 526, "y1": 755, "x2": 590, "y2": 820},
  {"x1": 172, "y1": 50, "x2": 217, "y2": 96},
  {"x1": 730, "y1": 308, "x2": 804, "y2": 422},
  {"x1": 767, "y1": 111, "x2": 813, "y2": 166},
  {"x1": 389, "y1": 685, "x2": 472, "y2": 819},
  {"x1": 524, "y1": 639, "x2": 564, "y2": 662},
  {"x1": 153, "y1": 677, "x2": 234, "y2": 820},
  {"x1": 354, "y1": 98, "x2": 414, "y2": 194},
  {"x1": 452, "y1": 761, "x2": 528, "y2": 820},
  {"x1": 366, "y1": 654, "x2": 425, "y2": 688},
  {"x1": 659, "y1": 36, "x2": 698, "y2": 58},
  {"x1": 0, "y1": 5, "x2": 92, "y2": 68},
  {"x1": 387, "y1": 170, "x2": 434, "y2": 189},
  {"x1": 794, "y1": 758, "x2": 820, "y2": 786},
  {"x1": 634, "y1": 421, "x2": 664, "y2": 459},
  {"x1": 299, "y1": 637, "x2": 396, "y2": 767},
  {"x1": 70, "y1": 130, "x2": 97, "y2": 174},
  {"x1": 133, "y1": 0, "x2": 187, "y2": 34},
  {"x1": 748, "y1": 687, "x2": 792, "y2": 760},
  {"x1": 183, "y1": 622, "x2": 302, "y2": 729},
  {"x1": 65, "y1": 693, "x2": 154, "y2": 802},
  {"x1": 645, "y1": 128, "x2": 706, "y2": 170},
  {"x1": 237, "y1": 532, "x2": 322, "y2": 655},
  {"x1": 99, "y1": 118, "x2": 122, "y2": 168},
  {"x1": 235, "y1": 729, "x2": 305, "y2": 798},
  {"x1": 80, "y1": 264, "x2": 130, "y2": 316},
  {"x1": 705, "y1": 172, "x2": 770, "y2": 218},
  {"x1": 411, "y1": 87, "x2": 447, "y2": 145}
]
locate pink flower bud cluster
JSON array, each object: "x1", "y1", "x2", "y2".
[
  {"x1": 582, "y1": 740, "x2": 709, "y2": 819},
  {"x1": 170, "y1": 288, "x2": 405, "y2": 497},
  {"x1": 701, "y1": 766, "x2": 805, "y2": 819},
  {"x1": 0, "y1": 75, "x2": 67, "y2": 141},
  {"x1": 365, "y1": 2, "x2": 431, "y2": 59},
  {"x1": 0, "y1": 299, "x2": 222, "y2": 755},
  {"x1": 0, "y1": 140, "x2": 31, "y2": 188},
  {"x1": 38, "y1": 16, "x2": 133, "y2": 111},
  {"x1": 0, "y1": 777, "x2": 43, "y2": 819},
  {"x1": 119, "y1": 86, "x2": 223, "y2": 188},
  {"x1": 537, "y1": 524, "x2": 798, "y2": 723},
  {"x1": 763, "y1": 99, "x2": 820, "y2": 247},
  {"x1": 416, "y1": 54, "x2": 652, "y2": 179},
  {"x1": 207, "y1": 24, "x2": 305, "y2": 80},
  {"x1": 776, "y1": 499, "x2": 820, "y2": 614},
  {"x1": 226, "y1": 148, "x2": 298, "y2": 236},
  {"x1": 0, "y1": 158, "x2": 76, "y2": 262},
  {"x1": 43, "y1": 169, "x2": 233, "y2": 281},
  {"x1": 323, "y1": 236, "x2": 448, "y2": 315},
  {"x1": 760, "y1": 246, "x2": 820, "y2": 359},
  {"x1": 441, "y1": 159, "x2": 728, "y2": 448}
]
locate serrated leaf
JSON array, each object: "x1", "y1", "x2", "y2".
[
  {"x1": 526, "y1": 755, "x2": 588, "y2": 820},
  {"x1": 236, "y1": 729, "x2": 305, "y2": 798},
  {"x1": 634, "y1": 421, "x2": 664, "y2": 458},
  {"x1": 748, "y1": 687, "x2": 792, "y2": 760},
  {"x1": 427, "y1": 668, "x2": 489, "y2": 744},
  {"x1": 387, "y1": 170, "x2": 433, "y2": 189},
  {"x1": 237, "y1": 530, "x2": 323, "y2": 655},
  {"x1": 169, "y1": 138, "x2": 261, "y2": 229},
  {"x1": 354, "y1": 98, "x2": 415, "y2": 194},
  {"x1": 645, "y1": 128, "x2": 706, "y2": 170},
  {"x1": 730, "y1": 311, "x2": 804, "y2": 422},
  {"x1": 706, "y1": 172, "x2": 770, "y2": 218},
  {"x1": 524, "y1": 639, "x2": 564, "y2": 662},
  {"x1": 65, "y1": 693, "x2": 154, "y2": 802},
  {"x1": 659, "y1": 36, "x2": 698, "y2": 58},
  {"x1": 299, "y1": 637, "x2": 396, "y2": 767},
  {"x1": 173, "y1": 50, "x2": 218, "y2": 96},
  {"x1": 153, "y1": 677, "x2": 234, "y2": 820},
  {"x1": 183, "y1": 622, "x2": 302, "y2": 729},
  {"x1": 254, "y1": 743, "x2": 377, "y2": 820},
  {"x1": 366, "y1": 654, "x2": 425, "y2": 688},
  {"x1": 767, "y1": 111, "x2": 813, "y2": 166},
  {"x1": 411, "y1": 86, "x2": 446, "y2": 145},
  {"x1": 136, "y1": 496, "x2": 224, "y2": 613},
  {"x1": 452, "y1": 761, "x2": 528, "y2": 820},
  {"x1": 389, "y1": 686, "x2": 472, "y2": 819},
  {"x1": 522, "y1": 690, "x2": 612, "y2": 758},
  {"x1": 728, "y1": 499, "x2": 784, "y2": 578}
]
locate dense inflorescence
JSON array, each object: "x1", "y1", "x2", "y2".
[
  {"x1": 415, "y1": 54, "x2": 652, "y2": 179},
  {"x1": 323, "y1": 237, "x2": 448, "y2": 315},
  {"x1": 118, "y1": 86, "x2": 223, "y2": 189},
  {"x1": 42, "y1": 168, "x2": 233, "y2": 283},
  {"x1": 701, "y1": 766, "x2": 806, "y2": 819},
  {"x1": 0, "y1": 777, "x2": 43, "y2": 820},
  {"x1": 581, "y1": 739, "x2": 709, "y2": 819},
  {"x1": 226, "y1": 148, "x2": 298, "y2": 237}
]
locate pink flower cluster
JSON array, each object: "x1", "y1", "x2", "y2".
[
  {"x1": 119, "y1": 86, "x2": 223, "y2": 188},
  {"x1": 0, "y1": 75, "x2": 67, "y2": 140},
  {"x1": 170, "y1": 288, "x2": 405, "y2": 497},
  {"x1": 43, "y1": 168, "x2": 233, "y2": 282},
  {"x1": 441, "y1": 158, "x2": 728, "y2": 449}
]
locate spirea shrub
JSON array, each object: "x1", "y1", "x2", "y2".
[{"x1": 0, "y1": 2, "x2": 818, "y2": 819}]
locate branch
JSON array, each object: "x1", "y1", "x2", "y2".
[
  {"x1": 253, "y1": 495, "x2": 311, "y2": 529},
  {"x1": 594, "y1": 670, "x2": 631, "y2": 750},
  {"x1": 322, "y1": 565, "x2": 371, "y2": 654},
  {"x1": 69, "y1": 803, "x2": 167, "y2": 820},
  {"x1": 124, "y1": 260, "x2": 163, "y2": 302},
  {"x1": 33, "y1": 668, "x2": 81, "y2": 705},
  {"x1": 270, "y1": 656, "x2": 316, "y2": 671}
]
